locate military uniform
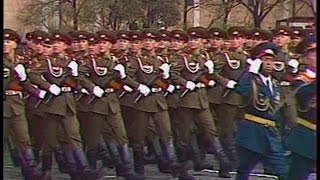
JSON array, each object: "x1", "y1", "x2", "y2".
[
  {"x1": 170, "y1": 27, "x2": 232, "y2": 178},
  {"x1": 122, "y1": 29, "x2": 188, "y2": 179},
  {"x1": 3, "y1": 29, "x2": 45, "y2": 180},
  {"x1": 272, "y1": 27, "x2": 298, "y2": 141},
  {"x1": 230, "y1": 43, "x2": 289, "y2": 180},
  {"x1": 285, "y1": 52, "x2": 316, "y2": 180},
  {"x1": 28, "y1": 31, "x2": 102, "y2": 179}
]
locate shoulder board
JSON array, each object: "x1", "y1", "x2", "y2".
[{"x1": 295, "y1": 72, "x2": 316, "y2": 82}]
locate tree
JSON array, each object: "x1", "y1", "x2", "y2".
[{"x1": 238, "y1": 0, "x2": 287, "y2": 27}]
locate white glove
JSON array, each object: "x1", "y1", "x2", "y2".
[
  {"x1": 38, "y1": 90, "x2": 47, "y2": 99},
  {"x1": 186, "y1": 81, "x2": 196, "y2": 91},
  {"x1": 288, "y1": 59, "x2": 299, "y2": 73},
  {"x1": 159, "y1": 63, "x2": 170, "y2": 79},
  {"x1": 208, "y1": 80, "x2": 216, "y2": 87},
  {"x1": 166, "y1": 84, "x2": 175, "y2": 93},
  {"x1": 113, "y1": 64, "x2": 127, "y2": 79},
  {"x1": 93, "y1": 86, "x2": 104, "y2": 97},
  {"x1": 67, "y1": 61, "x2": 79, "y2": 76},
  {"x1": 80, "y1": 88, "x2": 89, "y2": 95},
  {"x1": 49, "y1": 84, "x2": 61, "y2": 96},
  {"x1": 123, "y1": 85, "x2": 133, "y2": 92},
  {"x1": 204, "y1": 60, "x2": 214, "y2": 74},
  {"x1": 226, "y1": 80, "x2": 237, "y2": 89},
  {"x1": 138, "y1": 84, "x2": 151, "y2": 96},
  {"x1": 248, "y1": 58, "x2": 262, "y2": 74},
  {"x1": 14, "y1": 64, "x2": 27, "y2": 81}
]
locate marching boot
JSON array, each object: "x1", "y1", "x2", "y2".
[
  {"x1": 105, "y1": 141, "x2": 123, "y2": 176},
  {"x1": 86, "y1": 149, "x2": 98, "y2": 169},
  {"x1": 190, "y1": 134, "x2": 214, "y2": 171},
  {"x1": 41, "y1": 154, "x2": 53, "y2": 180},
  {"x1": 143, "y1": 139, "x2": 157, "y2": 164},
  {"x1": 208, "y1": 136, "x2": 232, "y2": 178},
  {"x1": 17, "y1": 148, "x2": 44, "y2": 180},
  {"x1": 175, "y1": 147, "x2": 196, "y2": 180},
  {"x1": 64, "y1": 149, "x2": 81, "y2": 180},
  {"x1": 132, "y1": 150, "x2": 146, "y2": 179},
  {"x1": 9, "y1": 148, "x2": 20, "y2": 167},
  {"x1": 73, "y1": 148, "x2": 104, "y2": 180},
  {"x1": 224, "y1": 136, "x2": 238, "y2": 171},
  {"x1": 163, "y1": 140, "x2": 193, "y2": 178},
  {"x1": 97, "y1": 136, "x2": 114, "y2": 168},
  {"x1": 54, "y1": 146, "x2": 69, "y2": 173},
  {"x1": 151, "y1": 138, "x2": 172, "y2": 173},
  {"x1": 118, "y1": 144, "x2": 146, "y2": 180}
]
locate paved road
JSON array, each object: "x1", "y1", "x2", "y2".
[{"x1": 3, "y1": 151, "x2": 316, "y2": 180}]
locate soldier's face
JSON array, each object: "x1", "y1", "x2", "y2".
[
  {"x1": 143, "y1": 38, "x2": 156, "y2": 51},
  {"x1": 305, "y1": 51, "x2": 316, "y2": 71},
  {"x1": 33, "y1": 41, "x2": 44, "y2": 54},
  {"x1": 79, "y1": 40, "x2": 88, "y2": 51},
  {"x1": 171, "y1": 39, "x2": 184, "y2": 51},
  {"x1": 27, "y1": 40, "x2": 34, "y2": 49},
  {"x1": 71, "y1": 41, "x2": 80, "y2": 51},
  {"x1": 188, "y1": 37, "x2": 202, "y2": 49},
  {"x1": 88, "y1": 44, "x2": 98, "y2": 55},
  {"x1": 117, "y1": 39, "x2": 130, "y2": 51},
  {"x1": 3, "y1": 40, "x2": 15, "y2": 54},
  {"x1": 158, "y1": 40, "x2": 169, "y2": 49},
  {"x1": 274, "y1": 35, "x2": 290, "y2": 48},
  {"x1": 261, "y1": 55, "x2": 275, "y2": 74},
  {"x1": 130, "y1": 41, "x2": 142, "y2": 52},
  {"x1": 230, "y1": 36, "x2": 244, "y2": 49},
  {"x1": 43, "y1": 44, "x2": 53, "y2": 56},
  {"x1": 53, "y1": 41, "x2": 67, "y2": 53},
  {"x1": 252, "y1": 38, "x2": 266, "y2": 47},
  {"x1": 209, "y1": 37, "x2": 224, "y2": 49},
  {"x1": 290, "y1": 36, "x2": 302, "y2": 47},
  {"x1": 98, "y1": 41, "x2": 112, "y2": 53}
]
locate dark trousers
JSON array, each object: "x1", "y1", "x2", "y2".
[
  {"x1": 288, "y1": 153, "x2": 314, "y2": 180},
  {"x1": 236, "y1": 146, "x2": 288, "y2": 180}
]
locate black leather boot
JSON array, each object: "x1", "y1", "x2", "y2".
[
  {"x1": 42, "y1": 154, "x2": 53, "y2": 180},
  {"x1": 73, "y1": 148, "x2": 104, "y2": 180},
  {"x1": 97, "y1": 136, "x2": 115, "y2": 168},
  {"x1": 86, "y1": 149, "x2": 98, "y2": 169},
  {"x1": 64, "y1": 149, "x2": 81, "y2": 180},
  {"x1": 105, "y1": 141, "x2": 123, "y2": 176},
  {"x1": 132, "y1": 150, "x2": 146, "y2": 179},
  {"x1": 118, "y1": 144, "x2": 145, "y2": 180},
  {"x1": 151, "y1": 139, "x2": 172, "y2": 173},
  {"x1": 208, "y1": 136, "x2": 231, "y2": 178},
  {"x1": 190, "y1": 134, "x2": 214, "y2": 171},
  {"x1": 54, "y1": 146, "x2": 69, "y2": 173},
  {"x1": 17, "y1": 148, "x2": 44, "y2": 180},
  {"x1": 9, "y1": 148, "x2": 20, "y2": 167},
  {"x1": 224, "y1": 136, "x2": 238, "y2": 171},
  {"x1": 175, "y1": 147, "x2": 196, "y2": 180},
  {"x1": 143, "y1": 140, "x2": 157, "y2": 164}
]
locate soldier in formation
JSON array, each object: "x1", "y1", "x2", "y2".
[{"x1": 3, "y1": 25, "x2": 316, "y2": 180}]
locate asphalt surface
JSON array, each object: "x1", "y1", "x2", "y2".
[{"x1": 3, "y1": 151, "x2": 316, "y2": 180}]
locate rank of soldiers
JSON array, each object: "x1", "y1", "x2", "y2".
[{"x1": 3, "y1": 25, "x2": 316, "y2": 180}]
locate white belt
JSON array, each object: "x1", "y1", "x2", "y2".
[
  {"x1": 196, "y1": 83, "x2": 206, "y2": 88},
  {"x1": 279, "y1": 81, "x2": 291, "y2": 86},
  {"x1": 5, "y1": 90, "x2": 23, "y2": 96},
  {"x1": 61, "y1": 87, "x2": 72, "y2": 92},
  {"x1": 105, "y1": 88, "x2": 115, "y2": 93},
  {"x1": 151, "y1": 87, "x2": 162, "y2": 93}
]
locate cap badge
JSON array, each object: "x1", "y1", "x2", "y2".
[{"x1": 4, "y1": 33, "x2": 10, "y2": 37}]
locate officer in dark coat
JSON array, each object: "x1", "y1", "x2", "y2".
[
  {"x1": 285, "y1": 47, "x2": 316, "y2": 180},
  {"x1": 223, "y1": 42, "x2": 289, "y2": 180}
]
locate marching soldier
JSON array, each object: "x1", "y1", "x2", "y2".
[
  {"x1": 288, "y1": 27, "x2": 305, "y2": 55},
  {"x1": 28, "y1": 30, "x2": 103, "y2": 180},
  {"x1": 78, "y1": 31, "x2": 140, "y2": 180},
  {"x1": 285, "y1": 46, "x2": 316, "y2": 180},
  {"x1": 214, "y1": 26, "x2": 249, "y2": 170},
  {"x1": 224, "y1": 42, "x2": 289, "y2": 180},
  {"x1": 3, "y1": 29, "x2": 46, "y2": 180},
  {"x1": 170, "y1": 27, "x2": 232, "y2": 178},
  {"x1": 250, "y1": 28, "x2": 272, "y2": 48},
  {"x1": 271, "y1": 26, "x2": 299, "y2": 143},
  {"x1": 122, "y1": 29, "x2": 192, "y2": 180}
]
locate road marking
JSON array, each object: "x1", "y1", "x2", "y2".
[{"x1": 202, "y1": 169, "x2": 279, "y2": 179}]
